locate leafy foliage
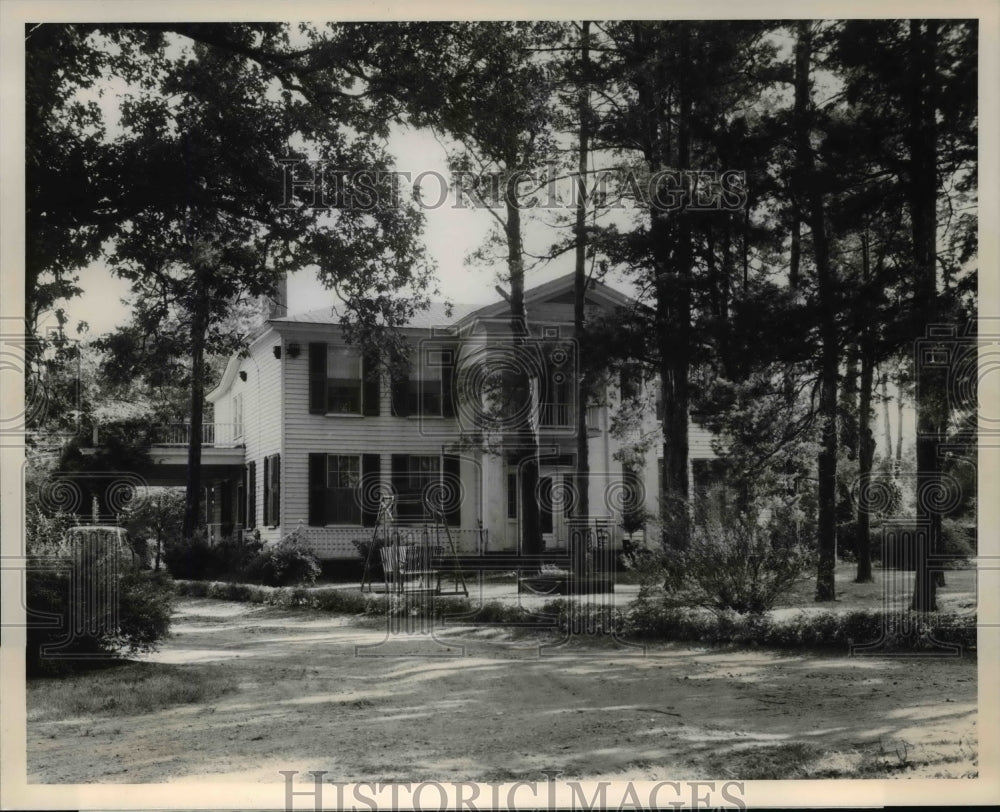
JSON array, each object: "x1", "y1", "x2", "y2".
[
  {"x1": 659, "y1": 503, "x2": 814, "y2": 615},
  {"x1": 26, "y1": 556, "x2": 174, "y2": 676},
  {"x1": 120, "y1": 489, "x2": 186, "y2": 570},
  {"x1": 243, "y1": 530, "x2": 321, "y2": 587},
  {"x1": 164, "y1": 528, "x2": 319, "y2": 586}
]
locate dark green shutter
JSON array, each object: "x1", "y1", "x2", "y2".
[
  {"x1": 308, "y1": 453, "x2": 326, "y2": 526},
  {"x1": 308, "y1": 343, "x2": 327, "y2": 414},
  {"x1": 362, "y1": 351, "x2": 380, "y2": 417},
  {"x1": 443, "y1": 454, "x2": 461, "y2": 527},
  {"x1": 361, "y1": 454, "x2": 380, "y2": 526}
]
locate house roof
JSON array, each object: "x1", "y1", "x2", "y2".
[
  {"x1": 271, "y1": 300, "x2": 483, "y2": 330},
  {"x1": 454, "y1": 271, "x2": 642, "y2": 326},
  {"x1": 269, "y1": 271, "x2": 640, "y2": 331}
]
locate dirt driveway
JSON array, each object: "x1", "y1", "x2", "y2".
[{"x1": 27, "y1": 597, "x2": 977, "y2": 783}]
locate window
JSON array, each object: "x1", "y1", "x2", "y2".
[
  {"x1": 391, "y1": 454, "x2": 461, "y2": 525},
  {"x1": 326, "y1": 455, "x2": 361, "y2": 525},
  {"x1": 506, "y1": 472, "x2": 518, "y2": 519},
  {"x1": 233, "y1": 393, "x2": 244, "y2": 440},
  {"x1": 409, "y1": 348, "x2": 444, "y2": 416},
  {"x1": 408, "y1": 455, "x2": 440, "y2": 499},
  {"x1": 391, "y1": 345, "x2": 454, "y2": 418},
  {"x1": 263, "y1": 453, "x2": 280, "y2": 526},
  {"x1": 309, "y1": 454, "x2": 380, "y2": 527},
  {"x1": 326, "y1": 348, "x2": 362, "y2": 413},
  {"x1": 310, "y1": 342, "x2": 379, "y2": 416}
]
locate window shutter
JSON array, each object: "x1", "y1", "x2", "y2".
[
  {"x1": 262, "y1": 456, "x2": 270, "y2": 526},
  {"x1": 442, "y1": 454, "x2": 461, "y2": 527},
  {"x1": 362, "y1": 351, "x2": 380, "y2": 417},
  {"x1": 271, "y1": 453, "x2": 281, "y2": 526},
  {"x1": 308, "y1": 343, "x2": 327, "y2": 414},
  {"x1": 308, "y1": 454, "x2": 326, "y2": 526},
  {"x1": 361, "y1": 454, "x2": 380, "y2": 526},
  {"x1": 247, "y1": 462, "x2": 256, "y2": 529},
  {"x1": 441, "y1": 346, "x2": 455, "y2": 418}
]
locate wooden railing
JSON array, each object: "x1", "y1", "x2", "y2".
[
  {"x1": 539, "y1": 402, "x2": 571, "y2": 427},
  {"x1": 294, "y1": 525, "x2": 488, "y2": 559},
  {"x1": 152, "y1": 423, "x2": 242, "y2": 447}
]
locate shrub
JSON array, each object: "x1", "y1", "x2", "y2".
[
  {"x1": 661, "y1": 511, "x2": 813, "y2": 615},
  {"x1": 623, "y1": 589, "x2": 976, "y2": 652},
  {"x1": 26, "y1": 550, "x2": 174, "y2": 676},
  {"x1": 244, "y1": 530, "x2": 320, "y2": 587},
  {"x1": 352, "y1": 537, "x2": 385, "y2": 579},
  {"x1": 311, "y1": 587, "x2": 371, "y2": 614},
  {"x1": 163, "y1": 529, "x2": 220, "y2": 580},
  {"x1": 164, "y1": 528, "x2": 320, "y2": 587},
  {"x1": 212, "y1": 531, "x2": 265, "y2": 578}
]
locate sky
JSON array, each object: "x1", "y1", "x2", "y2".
[
  {"x1": 64, "y1": 123, "x2": 598, "y2": 336},
  {"x1": 59, "y1": 59, "x2": 604, "y2": 339}
]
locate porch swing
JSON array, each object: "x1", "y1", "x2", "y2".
[{"x1": 359, "y1": 495, "x2": 469, "y2": 597}]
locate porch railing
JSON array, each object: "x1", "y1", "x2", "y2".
[
  {"x1": 293, "y1": 525, "x2": 488, "y2": 559},
  {"x1": 152, "y1": 423, "x2": 242, "y2": 447},
  {"x1": 539, "y1": 402, "x2": 571, "y2": 427}
]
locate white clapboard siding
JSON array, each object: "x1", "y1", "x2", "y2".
[
  {"x1": 278, "y1": 327, "x2": 480, "y2": 546},
  {"x1": 223, "y1": 337, "x2": 283, "y2": 543}
]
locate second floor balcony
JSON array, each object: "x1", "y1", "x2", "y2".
[
  {"x1": 538, "y1": 402, "x2": 602, "y2": 432},
  {"x1": 151, "y1": 422, "x2": 243, "y2": 448}
]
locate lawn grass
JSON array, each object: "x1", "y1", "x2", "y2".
[
  {"x1": 27, "y1": 661, "x2": 238, "y2": 721},
  {"x1": 703, "y1": 742, "x2": 824, "y2": 779}
]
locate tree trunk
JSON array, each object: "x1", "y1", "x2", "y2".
[
  {"x1": 794, "y1": 21, "x2": 838, "y2": 602},
  {"x1": 574, "y1": 20, "x2": 591, "y2": 526},
  {"x1": 909, "y1": 20, "x2": 943, "y2": 612},
  {"x1": 505, "y1": 197, "x2": 543, "y2": 558},
  {"x1": 881, "y1": 368, "x2": 893, "y2": 463},
  {"x1": 789, "y1": 203, "x2": 801, "y2": 290},
  {"x1": 896, "y1": 384, "x2": 904, "y2": 470},
  {"x1": 840, "y1": 345, "x2": 859, "y2": 458},
  {"x1": 182, "y1": 284, "x2": 209, "y2": 541},
  {"x1": 856, "y1": 231, "x2": 875, "y2": 584},
  {"x1": 656, "y1": 26, "x2": 692, "y2": 550}
]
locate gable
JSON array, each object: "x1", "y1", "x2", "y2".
[{"x1": 543, "y1": 290, "x2": 607, "y2": 307}]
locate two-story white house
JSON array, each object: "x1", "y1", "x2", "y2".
[{"x1": 159, "y1": 272, "x2": 717, "y2": 563}]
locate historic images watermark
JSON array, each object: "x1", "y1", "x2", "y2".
[
  {"x1": 279, "y1": 771, "x2": 747, "y2": 811},
  {"x1": 278, "y1": 160, "x2": 748, "y2": 213}
]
